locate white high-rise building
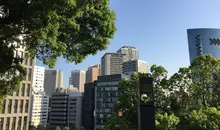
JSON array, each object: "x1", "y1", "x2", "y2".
[
  {"x1": 117, "y1": 46, "x2": 139, "y2": 62},
  {"x1": 32, "y1": 66, "x2": 45, "y2": 92},
  {"x1": 71, "y1": 70, "x2": 86, "y2": 92},
  {"x1": 30, "y1": 66, "x2": 49, "y2": 127}
]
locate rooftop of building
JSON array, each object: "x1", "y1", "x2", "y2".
[
  {"x1": 123, "y1": 59, "x2": 148, "y2": 64},
  {"x1": 120, "y1": 46, "x2": 137, "y2": 49},
  {"x1": 71, "y1": 69, "x2": 86, "y2": 73},
  {"x1": 187, "y1": 28, "x2": 220, "y2": 31},
  {"x1": 101, "y1": 53, "x2": 126, "y2": 58}
]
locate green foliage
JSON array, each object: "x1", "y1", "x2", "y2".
[
  {"x1": 105, "y1": 55, "x2": 220, "y2": 130},
  {"x1": 62, "y1": 126, "x2": 70, "y2": 130},
  {"x1": 1, "y1": 0, "x2": 116, "y2": 67},
  {"x1": 37, "y1": 125, "x2": 47, "y2": 130},
  {"x1": 179, "y1": 107, "x2": 220, "y2": 130},
  {"x1": 156, "y1": 113, "x2": 179, "y2": 130},
  {"x1": 104, "y1": 114, "x2": 132, "y2": 130},
  {"x1": 0, "y1": 0, "x2": 116, "y2": 108},
  {"x1": 55, "y1": 126, "x2": 61, "y2": 130}
]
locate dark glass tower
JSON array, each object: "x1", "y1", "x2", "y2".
[{"x1": 187, "y1": 28, "x2": 220, "y2": 63}]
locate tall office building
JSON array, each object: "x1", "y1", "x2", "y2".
[
  {"x1": 49, "y1": 91, "x2": 83, "y2": 129},
  {"x1": 30, "y1": 66, "x2": 49, "y2": 127},
  {"x1": 0, "y1": 43, "x2": 34, "y2": 130},
  {"x1": 82, "y1": 82, "x2": 96, "y2": 130},
  {"x1": 86, "y1": 65, "x2": 100, "y2": 83},
  {"x1": 32, "y1": 66, "x2": 45, "y2": 93},
  {"x1": 95, "y1": 74, "x2": 123, "y2": 130},
  {"x1": 44, "y1": 70, "x2": 64, "y2": 96},
  {"x1": 187, "y1": 28, "x2": 220, "y2": 63},
  {"x1": 101, "y1": 53, "x2": 125, "y2": 76},
  {"x1": 71, "y1": 70, "x2": 86, "y2": 92},
  {"x1": 123, "y1": 59, "x2": 148, "y2": 76},
  {"x1": 117, "y1": 46, "x2": 139, "y2": 62}
]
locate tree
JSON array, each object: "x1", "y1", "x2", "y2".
[
  {"x1": 114, "y1": 65, "x2": 169, "y2": 129},
  {"x1": 189, "y1": 55, "x2": 220, "y2": 107},
  {"x1": 156, "y1": 113, "x2": 179, "y2": 130},
  {"x1": 104, "y1": 114, "x2": 132, "y2": 130},
  {"x1": 62, "y1": 126, "x2": 70, "y2": 130},
  {"x1": 168, "y1": 67, "x2": 193, "y2": 114},
  {"x1": 0, "y1": 0, "x2": 116, "y2": 106},
  {"x1": 37, "y1": 125, "x2": 47, "y2": 130},
  {"x1": 179, "y1": 107, "x2": 220, "y2": 130},
  {"x1": 106, "y1": 55, "x2": 220, "y2": 130},
  {"x1": 55, "y1": 126, "x2": 61, "y2": 130}
]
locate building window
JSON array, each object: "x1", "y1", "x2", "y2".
[
  {"x1": 28, "y1": 69, "x2": 32, "y2": 81},
  {"x1": 20, "y1": 51, "x2": 23, "y2": 59},
  {"x1": 6, "y1": 117, "x2": 10, "y2": 130},
  {"x1": 1, "y1": 100, "x2": 6, "y2": 114},
  {"x1": 21, "y1": 83, "x2": 25, "y2": 96},
  {"x1": 14, "y1": 100, "x2": 18, "y2": 113},
  {"x1": 12, "y1": 117, "x2": 16, "y2": 130},
  {"x1": 26, "y1": 84, "x2": 30, "y2": 97},
  {"x1": 17, "y1": 117, "x2": 22, "y2": 130},
  {"x1": 24, "y1": 53, "x2": 28, "y2": 65},
  {"x1": 16, "y1": 87, "x2": 20, "y2": 96},
  {"x1": 23, "y1": 116, "x2": 27, "y2": 130},
  {"x1": 0, "y1": 118, "x2": 4, "y2": 130},
  {"x1": 8, "y1": 99, "x2": 12, "y2": 114},
  {"x1": 25, "y1": 100, "x2": 29, "y2": 113},
  {"x1": 20, "y1": 100, "x2": 23, "y2": 113},
  {"x1": 29, "y1": 59, "x2": 33, "y2": 66}
]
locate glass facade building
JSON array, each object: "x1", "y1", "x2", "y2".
[
  {"x1": 95, "y1": 74, "x2": 122, "y2": 130},
  {"x1": 187, "y1": 28, "x2": 220, "y2": 63}
]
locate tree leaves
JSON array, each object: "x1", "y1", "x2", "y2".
[
  {"x1": 0, "y1": 0, "x2": 116, "y2": 109},
  {"x1": 106, "y1": 55, "x2": 220, "y2": 130}
]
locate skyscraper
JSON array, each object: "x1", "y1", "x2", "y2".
[
  {"x1": 71, "y1": 70, "x2": 86, "y2": 92},
  {"x1": 95, "y1": 74, "x2": 123, "y2": 130},
  {"x1": 30, "y1": 66, "x2": 49, "y2": 127},
  {"x1": 101, "y1": 53, "x2": 125, "y2": 76},
  {"x1": 123, "y1": 59, "x2": 148, "y2": 76},
  {"x1": 0, "y1": 43, "x2": 34, "y2": 130},
  {"x1": 86, "y1": 65, "x2": 100, "y2": 83},
  {"x1": 49, "y1": 91, "x2": 83, "y2": 129},
  {"x1": 117, "y1": 46, "x2": 139, "y2": 62},
  {"x1": 82, "y1": 82, "x2": 96, "y2": 130},
  {"x1": 187, "y1": 28, "x2": 220, "y2": 63},
  {"x1": 44, "y1": 70, "x2": 64, "y2": 96}
]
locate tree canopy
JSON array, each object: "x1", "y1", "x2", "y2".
[
  {"x1": 0, "y1": 0, "x2": 116, "y2": 103},
  {"x1": 105, "y1": 54, "x2": 220, "y2": 130}
]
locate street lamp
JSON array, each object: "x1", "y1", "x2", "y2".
[{"x1": 118, "y1": 110, "x2": 123, "y2": 117}]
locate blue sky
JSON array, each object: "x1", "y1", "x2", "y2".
[{"x1": 37, "y1": 0, "x2": 220, "y2": 87}]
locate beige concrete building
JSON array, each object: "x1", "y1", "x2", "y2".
[
  {"x1": 71, "y1": 70, "x2": 86, "y2": 92},
  {"x1": 44, "y1": 70, "x2": 64, "y2": 96},
  {"x1": 101, "y1": 53, "x2": 125, "y2": 76},
  {"x1": 86, "y1": 64, "x2": 100, "y2": 83},
  {"x1": 117, "y1": 46, "x2": 139, "y2": 62},
  {"x1": 0, "y1": 43, "x2": 34, "y2": 130},
  {"x1": 123, "y1": 59, "x2": 148, "y2": 76}
]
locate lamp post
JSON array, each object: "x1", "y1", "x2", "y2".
[
  {"x1": 118, "y1": 110, "x2": 123, "y2": 117},
  {"x1": 138, "y1": 77, "x2": 155, "y2": 130}
]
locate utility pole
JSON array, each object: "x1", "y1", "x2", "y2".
[{"x1": 138, "y1": 77, "x2": 155, "y2": 130}]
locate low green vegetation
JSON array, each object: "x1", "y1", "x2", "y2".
[
  {"x1": 105, "y1": 54, "x2": 220, "y2": 130},
  {"x1": 30, "y1": 125, "x2": 85, "y2": 130}
]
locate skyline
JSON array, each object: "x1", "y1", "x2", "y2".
[{"x1": 36, "y1": 0, "x2": 220, "y2": 87}]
